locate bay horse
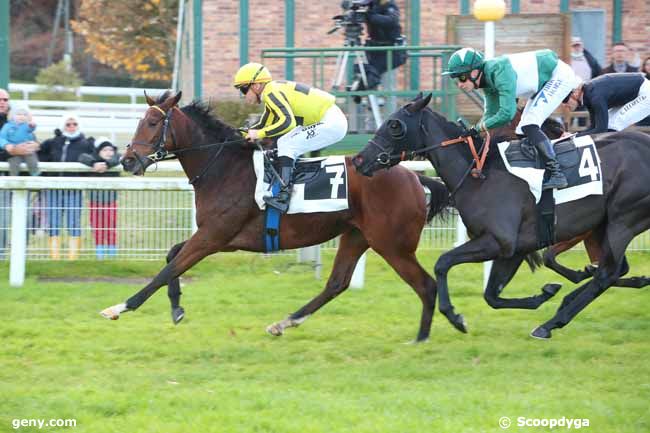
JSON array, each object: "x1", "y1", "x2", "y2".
[
  {"x1": 353, "y1": 93, "x2": 650, "y2": 339},
  {"x1": 100, "y1": 90, "x2": 453, "y2": 342},
  {"x1": 494, "y1": 111, "x2": 650, "y2": 288}
]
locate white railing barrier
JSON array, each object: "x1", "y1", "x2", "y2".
[
  {"x1": 2, "y1": 176, "x2": 193, "y2": 287},
  {"x1": 0, "y1": 160, "x2": 469, "y2": 287},
  {"x1": 8, "y1": 83, "x2": 166, "y2": 104}
]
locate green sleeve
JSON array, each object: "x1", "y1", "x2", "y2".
[{"x1": 481, "y1": 69, "x2": 517, "y2": 129}]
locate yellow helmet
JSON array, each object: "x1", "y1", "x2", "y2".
[{"x1": 233, "y1": 62, "x2": 272, "y2": 88}]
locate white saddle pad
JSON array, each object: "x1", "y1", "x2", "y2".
[
  {"x1": 253, "y1": 151, "x2": 349, "y2": 214},
  {"x1": 497, "y1": 135, "x2": 603, "y2": 204}
]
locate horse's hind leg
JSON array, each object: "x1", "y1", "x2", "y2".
[
  {"x1": 544, "y1": 234, "x2": 591, "y2": 283},
  {"x1": 611, "y1": 256, "x2": 650, "y2": 288},
  {"x1": 166, "y1": 241, "x2": 187, "y2": 324},
  {"x1": 485, "y1": 255, "x2": 561, "y2": 309},
  {"x1": 377, "y1": 250, "x2": 437, "y2": 342},
  {"x1": 266, "y1": 229, "x2": 369, "y2": 337},
  {"x1": 532, "y1": 225, "x2": 634, "y2": 339}
]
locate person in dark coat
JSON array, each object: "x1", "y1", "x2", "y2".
[
  {"x1": 601, "y1": 42, "x2": 639, "y2": 74},
  {"x1": 38, "y1": 114, "x2": 95, "y2": 260},
  {"x1": 78, "y1": 137, "x2": 121, "y2": 259}
]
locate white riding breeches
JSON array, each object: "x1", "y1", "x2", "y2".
[
  {"x1": 608, "y1": 79, "x2": 650, "y2": 131},
  {"x1": 276, "y1": 105, "x2": 348, "y2": 159},
  {"x1": 517, "y1": 60, "x2": 582, "y2": 135}
]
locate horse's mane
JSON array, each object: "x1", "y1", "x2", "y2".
[
  {"x1": 180, "y1": 100, "x2": 240, "y2": 141},
  {"x1": 153, "y1": 91, "x2": 240, "y2": 143}
]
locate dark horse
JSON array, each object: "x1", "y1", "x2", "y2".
[
  {"x1": 100, "y1": 90, "x2": 452, "y2": 342},
  {"x1": 353, "y1": 93, "x2": 650, "y2": 338},
  {"x1": 495, "y1": 111, "x2": 650, "y2": 288}
]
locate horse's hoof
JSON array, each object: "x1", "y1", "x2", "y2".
[
  {"x1": 453, "y1": 314, "x2": 468, "y2": 334},
  {"x1": 266, "y1": 323, "x2": 283, "y2": 337},
  {"x1": 99, "y1": 303, "x2": 128, "y2": 320},
  {"x1": 530, "y1": 326, "x2": 552, "y2": 340},
  {"x1": 100, "y1": 307, "x2": 120, "y2": 320},
  {"x1": 172, "y1": 307, "x2": 185, "y2": 325},
  {"x1": 542, "y1": 283, "x2": 562, "y2": 297}
]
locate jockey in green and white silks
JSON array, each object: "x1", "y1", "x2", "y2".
[{"x1": 444, "y1": 48, "x2": 582, "y2": 190}]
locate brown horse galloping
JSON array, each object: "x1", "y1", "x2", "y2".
[{"x1": 100, "y1": 90, "x2": 454, "y2": 342}]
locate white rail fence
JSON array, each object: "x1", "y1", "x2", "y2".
[
  {"x1": 3, "y1": 161, "x2": 649, "y2": 287},
  {"x1": 8, "y1": 83, "x2": 167, "y2": 143}
]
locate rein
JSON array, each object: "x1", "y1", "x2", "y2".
[{"x1": 441, "y1": 130, "x2": 491, "y2": 179}]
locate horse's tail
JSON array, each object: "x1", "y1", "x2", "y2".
[
  {"x1": 417, "y1": 174, "x2": 449, "y2": 223},
  {"x1": 524, "y1": 251, "x2": 544, "y2": 273}
]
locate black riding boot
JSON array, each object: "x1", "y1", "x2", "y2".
[
  {"x1": 263, "y1": 156, "x2": 295, "y2": 213},
  {"x1": 523, "y1": 125, "x2": 568, "y2": 190}
]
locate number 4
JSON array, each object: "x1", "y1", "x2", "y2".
[{"x1": 578, "y1": 147, "x2": 599, "y2": 181}]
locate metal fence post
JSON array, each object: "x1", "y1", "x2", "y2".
[{"x1": 9, "y1": 190, "x2": 28, "y2": 287}]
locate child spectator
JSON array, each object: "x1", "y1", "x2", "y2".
[
  {"x1": 79, "y1": 137, "x2": 120, "y2": 259},
  {"x1": 0, "y1": 106, "x2": 40, "y2": 176}
]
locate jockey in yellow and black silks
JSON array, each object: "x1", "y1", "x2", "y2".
[{"x1": 233, "y1": 62, "x2": 348, "y2": 213}]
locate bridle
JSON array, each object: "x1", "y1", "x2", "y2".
[
  {"x1": 366, "y1": 110, "x2": 492, "y2": 201},
  {"x1": 126, "y1": 104, "x2": 247, "y2": 184}
]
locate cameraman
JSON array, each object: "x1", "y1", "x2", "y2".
[{"x1": 354, "y1": 0, "x2": 407, "y2": 97}]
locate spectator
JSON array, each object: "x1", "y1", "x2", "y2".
[
  {"x1": 38, "y1": 114, "x2": 95, "y2": 260},
  {"x1": 642, "y1": 56, "x2": 650, "y2": 80},
  {"x1": 351, "y1": 0, "x2": 407, "y2": 103},
  {"x1": 602, "y1": 42, "x2": 639, "y2": 74},
  {"x1": 0, "y1": 105, "x2": 40, "y2": 176},
  {"x1": 0, "y1": 89, "x2": 39, "y2": 259},
  {"x1": 79, "y1": 137, "x2": 120, "y2": 259},
  {"x1": 570, "y1": 36, "x2": 601, "y2": 80}
]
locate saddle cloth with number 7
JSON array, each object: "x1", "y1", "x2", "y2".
[{"x1": 253, "y1": 151, "x2": 349, "y2": 214}]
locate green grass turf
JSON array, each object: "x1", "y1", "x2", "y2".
[{"x1": 0, "y1": 250, "x2": 648, "y2": 432}]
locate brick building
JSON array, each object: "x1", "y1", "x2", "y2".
[{"x1": 191, "y1": 0, "x2": 650, "y2": 100}]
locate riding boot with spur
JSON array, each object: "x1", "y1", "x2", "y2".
[{"x1": 264, "y1": 156, "x2": 295, "y2": 213}]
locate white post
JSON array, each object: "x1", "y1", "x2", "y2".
[
  {"x1": 297, "y1": 245, "x2": 322, "y2": 279},
  {"x1": 483, "y1": 260, "x2": 493, "y2": 292},
  {"x1": 350, "y1": 252, "x2": 366, "y2": 289},
  {"x1": 455, "y1": 213, "x2": 467, "y2": 247},
  {"x1": 9, "y1": 190, "x2": 28, "y2": 287},
  {"x1": 484, "y1": 21, "x2": 495, "y2": 59}
]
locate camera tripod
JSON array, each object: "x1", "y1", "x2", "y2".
[{"x1": 330, "y1": 27, "x2": 383, "y2": 129}]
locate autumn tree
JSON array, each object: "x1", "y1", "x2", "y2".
[{"x1": 72, "y1": 0, "x2": 178, "y2": 82}]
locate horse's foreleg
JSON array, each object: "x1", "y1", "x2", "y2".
[
  {"x1": 379, "y1": 251, "x2": 437, "y2": 342},
  {"x1": 266, "y1": 229, "x2": 368, "y2": 337},
  {"x1": 100, "y1": 233, "x2": 215, "y2": 320},
  {"x1": 544, "y1": 235, "x2": 591, "y2": 284},
  {"x1": 484, "y1": 255, "x2": 560, "y2": 309},
  {"x1": 166, "y1": 241, "x2": 187, "y2": 324},
  {"x1": 434, "y1": 234, "x2": 502, "y2": 333}
]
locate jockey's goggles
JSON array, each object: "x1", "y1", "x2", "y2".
[
  {"x1": 238, "y1": 84, "x2": 251, "y2": 96},
  {"x1": 451, "y1": 73, "x2": 470, "y2": 83}
]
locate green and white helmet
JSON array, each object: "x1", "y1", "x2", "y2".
[{"x1": 443, "y1": 48, "x2": 485, "y2": 76}]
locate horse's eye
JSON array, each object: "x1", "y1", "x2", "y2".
[{"x1": 389, "y1": 119, "x2": 406, "y2": 139}]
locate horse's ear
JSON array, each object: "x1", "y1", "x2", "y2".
[
  {"x1": 171, "y1": 91, "x2": 182, "y2": 106},
  {"x1": 413, "y1": 91, "x2": 424, "y2": 101},
  {"x1": 144, "y1": 91, "x2": 156, "y2": 106},
  {"x1": 406, "y1": 93, "x2": 432, "y2": 113}
]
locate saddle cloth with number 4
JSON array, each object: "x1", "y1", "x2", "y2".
[
  {"x1": 497, "y1": 135, "x2": 603, "y2": 204},
  {"x1": 253, "y1": 151, "x2": 349, "y2": 214}
]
